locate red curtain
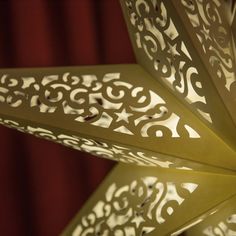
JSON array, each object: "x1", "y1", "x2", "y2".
[{"x1": 0, "y1": 1, "x2": 135, "y2": 235}]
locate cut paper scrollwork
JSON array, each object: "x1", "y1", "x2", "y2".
[
  {"x1": 124, "y1": 0, "x2": 212, "y2": 123},
  {"x1": 181, "y1": 0, "x2": 236, "y2": 95},
  {"x1": 203, "y1": 214, "x2": 236, "y2": 236},
  {"x1": 71, "y1": 177, "x2": 198, "y2": 236},
  {"x1": 0, "y1": 72, "x2": 200, "y2": 139},
  {"x1": 0, "y1": 118, "x2": 196, "y2": 170}
]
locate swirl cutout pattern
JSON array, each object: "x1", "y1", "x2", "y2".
[
  {"x1": 0, "y1": 72, "x2": 200, "y2": 139},
  {"x1": 71, "y1": 177, "x2": 198, "y2": 236},
  {"x1": 203, "y1": 214, "x2": 236, "y2": 236},
  {"x1": 124, "y1": 0, "x2": 212, "y2": 123},
  {"x1": 181, "y1": 0, "x2": 236, "y2": 95},
  {"x1": 0, "y1": 118, "x2": 197, "y2": 169}
]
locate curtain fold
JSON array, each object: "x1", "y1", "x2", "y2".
[{"x1": 0, "y1": 1, "x2": 135, "y2": 235}]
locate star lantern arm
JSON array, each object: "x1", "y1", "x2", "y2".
[{"x1": 0, "y1": 0, "x2": 236, "y2": 235}]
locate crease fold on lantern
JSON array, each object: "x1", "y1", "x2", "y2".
[{"x1": 0, "y1": 0, "x2": 235, "y2": 235}]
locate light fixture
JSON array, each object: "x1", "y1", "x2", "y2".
[{"x1": 0, "y1": 0, "x2": 236, "y2": 235}]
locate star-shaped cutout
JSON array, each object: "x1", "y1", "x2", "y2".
[
  {"x1": 200, "y1": 24, "x2": 211, "y2": 40},
  {"x1": 1, "y1": 2, "x2": 236, "y2": 236},
  {"x1": 115, "y1": 108, "x2": 133, "y2": 123},
  {"x1": 167, "y1": 42, "x2": 180, "y2": 56},
  {"x1": 131, "y1": 211, "x2": 145, "y2": 228}
]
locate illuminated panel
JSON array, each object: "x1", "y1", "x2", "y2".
[{"x1": 62, "y1": 164, "x2": 236, "y2": 236}]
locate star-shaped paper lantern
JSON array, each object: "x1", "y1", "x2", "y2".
[{"x1": 0, "y1": 0, "x2": 236, "y2": 235}]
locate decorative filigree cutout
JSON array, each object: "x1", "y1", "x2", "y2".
[
  {"x1": 181, "y1": 0, "x2": 236, "y2": 95},
  {"x1": 203, "y1": 214, "x2": 236, "y2": 236},
  {"x1": 71, "y1": 176, "x2": 198, "y2": 236},
  {"x1": 0, "y1": 72, "x2": 200, "y2": 139},
  {"x1": 0, "y1": 118, "x2": 198, "y2": 170},
  {"x1": 124, "y1": 0, "x2": 212, "y2": 123},
  {"x1": 0, "y1": 2, "x2": 235, "y2": 236}
]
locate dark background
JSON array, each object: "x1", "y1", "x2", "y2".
[{"x1": 0, "y1": 0, "x2": 134, "y2": 235}]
